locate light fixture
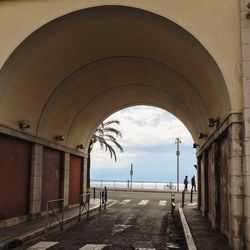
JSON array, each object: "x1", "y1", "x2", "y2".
[
  {"x1": 55, "y1": 135, "x2": 65, "y2": 141},
  {"x1": 77, "y1": 144, "x2": 84, "y2": 150},
  {"x1": 19, "y1": 120, "x2": 31, "y2": 129},
  {"x1": 247, "y1": 2, "x2": 250, "y2": 19},
  {"x1": 194, "y1": 165, "x2": 197, "y2": 169},
  {"x1": 208, "y1": 118, "x2": 219, "y2": 127},
  {"x1": 198, "y1": 133, "x2": 207, "y2": 139},
  {"x1": 193, "y1": 143, "x2": 199, "y2": 149}
]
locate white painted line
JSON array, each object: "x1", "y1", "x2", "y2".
[
  {"x1": 27, "y1": 241, "x2": 58, "y2": 249},
  {"x1": 138, "y1": 200, "x2": 149, "y2": 205},
  {"x1": 136, "y1": 248, "x2": 156, "y2": 250},
  {"x1": 158, "y1": 200, "x2": 167, "y2": 206},
  {"x1": 78, "y1": 244, "x2": 107, "y2": 250},
  {"x1": 179, "y1": 207, "x2": 197, "y2": 250},
  {"x1": 119, "y1": 199, "x2": 131, "y2": 205},
  {"x1": 112, "y1": 224, "x2": 132, "y2": 235}
]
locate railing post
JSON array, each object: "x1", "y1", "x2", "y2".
[
  {"x1": 182, "y1": 190, "x2": 185, "y2": 207},
  {"x1": 102, "y1": 190, "x2": 104, "y2": 204},
  {"x1": 104, "y1": 186, "x2": 107, "y2": 202},
  {"x1": 61, "y1": 200, "x2": 64, "y2": 230},
  {"x1": 93, "y1": 187, "x2": 96, "y2": 199},
  {"x1": 45, "y1": 202, "x2": 49, "y2": 236},
  {"x1": 127, "y1": 180, "x2": 129, "y2": 189},
  {"x1": 190, "y1": 189, "x2": 193, "y2": 203},
  {"x1": 99, "y1": 191, "x2": 102, "y2": 211},
  {"x1": 87, "y1": 193, "x2": 90, "y2": 218}
]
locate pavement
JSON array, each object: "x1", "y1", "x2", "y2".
[
  {"x1": 0, "y1": 195, "x2": 231, "y2": 250},
  {"x1": 0, "y1": 198, "x2": 116, "y2": 250},
  {"x1": 181, "y1": 203, "x2": 231, "y2": 250}
]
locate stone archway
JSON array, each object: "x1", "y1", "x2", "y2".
[{"x1": 0, "y1": 4, "x2": 243, "y2": 248}]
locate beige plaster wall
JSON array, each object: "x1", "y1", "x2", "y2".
[{"x1": 0, "y1": 0, "x2": 242, "y2": 111}]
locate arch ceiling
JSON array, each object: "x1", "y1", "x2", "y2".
[{"x1": 0, "y1": 6, "x2": 231, "y2": 151}]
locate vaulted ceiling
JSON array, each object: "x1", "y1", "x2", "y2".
[{"x1": 0, "y1": 6, "x2": 231, "y2": 151}]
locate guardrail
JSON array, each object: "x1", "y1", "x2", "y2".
[
  {"x1": 79, "y1": 193, "x2": 90, "y2": 221},
  {"x1": 170, "y1": 194, "x2": 176, "y2": 221},
  {"x1": 99, "y1": 187, "x2": 107, "y2": 211},
  {"x1": 45, "y1": 198, "x2": 64, "y2": 235},
  {"x1": 91, "y1": 180, "x2": 192, "y2": 191}
]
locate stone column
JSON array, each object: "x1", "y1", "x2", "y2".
[
  {"x1": 200, "y1": 152, "x2": 207, "y2": 216},
  {"x1": 228, "y1": 121, "x2": 244, "y2": 249},
  {"x1": 63, "y1": 152, "x2": 70, "y2": 207},
  {"x1": 83, "y1": 157, "x2": 88, "y2": 194},
  {"x1": 29, "y1": 144, "x2": 43, "y2": 218},
  {"x1": 241, "y1": 1, "x2": 250, "y2": 248}
]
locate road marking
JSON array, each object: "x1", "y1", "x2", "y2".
[
  {"x1": 138, "y1": 200, "x2": 149, "y2": 205},
  {"x1": 27, "y1": 241, "x2": 58, "y2": 249},
  {"x1": 136, "y1": 248, "x2": 156, "y2": 250},
  {"x1": 159, "y1": 200, "x2": 167, "y2": 206},
  {"x1": 78, "y1": 244, "x2": 107, "y2": 250},
  {"x1": 112, "y1": 224, "x2": 132, "y2": 235},
  {"x1": 119, "y1": 199, "x2": 131, "y2": 205}
]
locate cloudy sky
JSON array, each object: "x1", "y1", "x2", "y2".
[{"x1": 90, "y1": 105, "x2": 197, "y2": 183}]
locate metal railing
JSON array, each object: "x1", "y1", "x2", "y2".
[
  {"x1": 99, "y1": 187, "x2": 107, "y2": 211},
  {"x1": 91, "y1": 179, "x2": 192, "y2": 191},
  {"x1": 170, "y1": 194, "x2": 176, "y2": 221},
  {"x1": 45, "y1": 198, "x2": 64, "y2": 235},
  {"x1": 78, "y1": 193, "x2": 90, "y2": 221}
]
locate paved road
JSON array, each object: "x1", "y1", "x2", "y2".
[
  {"x1": 106, "y1": 190, "x2": 196, "y2": 204},
  {"x1": 24, "y1": 191, "x2": 193, "y2": 249}
]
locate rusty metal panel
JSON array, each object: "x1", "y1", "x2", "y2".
[
  {"x1": 41, "y1": 147, "x2": 62, "y2": 211},
  {"x1": 69, "y1": 154, "x2": 82, "y2": 205},
  {"x1": 219, "y1": 136, "x2": 229, "y2": 234},
  {"x1": 0, "y1": 134, "x2": 31, "y2": 219}
]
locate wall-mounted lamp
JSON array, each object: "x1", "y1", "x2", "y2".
[
  {"x1": 55, "y1": 135, "x2": 65, "y2": 141},
  {"x1": 208, "y1": 118, "x2": 219, "y2": 127},
  {"x1": 77, "y1": 144, "x2": 84, "y2": 150},
  {"x1": 247, "y1": 2, "x2": 250, "y2": 19},
  {"x1": 19, "y1": 120, "x2": 31, "y2": 129},
  {"x1": 198, "y1": 133, "x2": 207, "y2": 139},
  {"x1": 193, "y1": 143, "x2": 199, "y2": 149}
]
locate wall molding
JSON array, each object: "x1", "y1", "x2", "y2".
[{"x1": 0, "y1": 124, "x2": 88, "y2": 158}]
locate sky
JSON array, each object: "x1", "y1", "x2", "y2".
[{"x1": 90, "y1": 105, "x2": 197, "y2": 183}]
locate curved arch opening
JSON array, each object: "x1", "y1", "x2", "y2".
[{"x1": 90, "y1": 105, "x2": 197, "y2": 190}]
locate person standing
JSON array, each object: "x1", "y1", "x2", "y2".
[
  {"x1": 191, "y1": 175, "x2": 196, "y2": 192},
  {"x1": 184, "y1": 176, "x2": 188, "y2": 191}
]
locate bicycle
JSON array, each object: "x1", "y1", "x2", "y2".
[{"x1": 163, "y1": 183, "x2": 176, "y2": 190}]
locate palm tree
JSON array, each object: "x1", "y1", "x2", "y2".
[{"x1": 87, "y1": 120, "x2": 123, "y2": 188}]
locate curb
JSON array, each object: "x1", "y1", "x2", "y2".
[
  {"x1": 179, "y1": 207, "x2": 197, "y2": 250},
  {"x1": 0, "y1": 200, "x2": 117, "y2": 250}
]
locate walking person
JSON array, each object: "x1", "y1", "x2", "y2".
[
  {"x1": 184, "y1": 176, "x2": 188, "y2": 191},
  {"x1": 191, "y1": 175, "x2": 196, "y2": 192}
]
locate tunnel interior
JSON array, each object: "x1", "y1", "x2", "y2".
[{"x1": 0, "y1": 5, "x2": 231, "y2": 152}]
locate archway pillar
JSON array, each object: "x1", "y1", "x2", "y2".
[
  {"x1": 240, "y1": 1, "x2": 250, "y2": 248},
  {"x1": 63, "y1": 152, "x2": 70, "y2": 207},
  {"x1": 228, "y1": 120, "x2": 244, "y2": 249},
  {"x1": 29, "y1": 143, "x2": 43, "y2": 218},
  {"x1": 83, "y1": 157, "x2": 88, "y2": 194}
]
